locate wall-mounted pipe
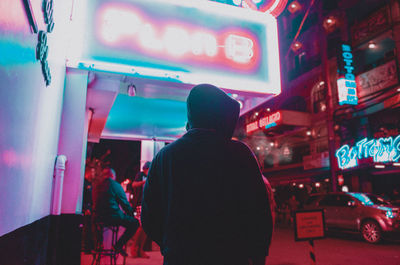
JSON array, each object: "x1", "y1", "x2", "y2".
[{"x1": 51, "y1": 155, "x2": 67, "y2": 215}]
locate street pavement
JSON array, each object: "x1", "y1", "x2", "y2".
[{"x1": 82, "y1": 226, "x2": 400, "y2": 265}]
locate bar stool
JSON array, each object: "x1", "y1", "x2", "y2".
[{"x1": 91, "y1": 223, "x2": 127, "y2": 265}]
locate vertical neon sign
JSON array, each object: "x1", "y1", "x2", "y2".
[{"x1": 337, "y1": 44, "x2": 358, "y2": 105}]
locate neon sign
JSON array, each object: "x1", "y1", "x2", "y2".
[
  {"x1": 97, "y1": 4, "x2": 257, "y2": 68},
  {"x1": 246, "y1": 120, "x2": 259, "y2": 134},
  {"x1": 336, "y1": 135, "x2": 400, "y2": 169},
  {"x1": 259, "y1": 111, "x2": 281, "y2": 129},
  {"x1": 72, "y1": 0, "x2": 281, "y2": 94},
  {"x1": 246, "y1": 111, "x2": 281, "y2": 134},
  {"x1": 213, "y1": 0, "x2": 288, "y2": 16},
  {"x1": 337, "y1": 44, "x2": 358, "y2": 105}
]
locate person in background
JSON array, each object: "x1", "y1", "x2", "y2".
[
  {"x1": 82, "y1": 167, "x2": 95, "y2": 253},
  {"x1": 288, "y1": 194, "x2": 299, "y2": 225},
  {"x1": 141, "y1": 84, "x2": 273, "y2": 265},
  {"x1": 92, "y1": 168, "x2": 139, "y2": 257},
  {"x1": 130, "y1": 161, "x2": 151, "y2": 258}
]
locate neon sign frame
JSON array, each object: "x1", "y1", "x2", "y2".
[
  {"x1": 227, "y1": 0, "x2": 288, "y2": 16},
  {"x1": 69, "y1": 0, "x2": 281, "y2": 95},
  {"x1": 336, "y1": 135, "x2": 400, "y2": 169}
]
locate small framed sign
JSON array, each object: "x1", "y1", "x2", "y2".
[{"x1": 294, "y1": 209, "x2": 325, "y2": 241}]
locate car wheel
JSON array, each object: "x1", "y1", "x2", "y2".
[{"x1": 361, "y1": 220, "x2": 382, "y2": 244}]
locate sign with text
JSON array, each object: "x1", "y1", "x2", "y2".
[
  {"x1": 356, "y1": 60, "x2": 398, "y2": 99},
  {"x1": 337, "y1": 44, "x2": 358, "y2": 105},
  {"x1": 246, "y1": 110, "x2": 310, "y2": 134},
  {"x1": 246, "y1": 111, "x2": 282, "y2": 134},
  {"x1": 73, "y1": 0, "x2": 281, "y2": 94},
  {"x1": 336, "y1": 134, "x2": 400, "y2": 170},
  {"x1": 294, "y1": 210, "x2": 325, "y2": 241}
]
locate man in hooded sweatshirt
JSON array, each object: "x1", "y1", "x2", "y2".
[{"x1": 141, "y1": 84, "x2": 273, "y2": 265}]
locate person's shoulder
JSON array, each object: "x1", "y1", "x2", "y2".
[
  {"x1": 109, "y1": 178, "x2": 121, "y2": 187},
  {"x1": 155, "y1": 136, "x2": 186, "y2": 155},
  {"x1": 228, "y1": 139, "x2": 254, "y2": 154}
]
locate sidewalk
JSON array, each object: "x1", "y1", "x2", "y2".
[{"x1": 82, "y1": 226, "x2": 400, "y2": 265}]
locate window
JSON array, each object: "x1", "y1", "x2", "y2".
[{"x1": 311, "y1": 82, "x2": 327, "y2": 114}]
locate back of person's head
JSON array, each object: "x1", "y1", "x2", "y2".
[
  {"x1": 142, "y1": 161, "x2": 151, "y2": 171},
  {"x1": 102, "y1": 168, "x2": 116, "y2": 180},
  {"x1": 186, "y1": 84, "x2": 240, "y2": 139}
]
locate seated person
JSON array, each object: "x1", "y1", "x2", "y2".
[{"x1": 92, "y1": 168, "x2": 139, "y2": 256}]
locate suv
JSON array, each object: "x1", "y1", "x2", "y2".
[{"x1": 304, "y1": 192, "x2": 400, "y2": 243}]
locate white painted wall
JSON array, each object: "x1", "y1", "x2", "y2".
[
  {"x1": 0, "y1": 0, "x2": 73, "y2": 236},
  {"x1": 57, "y1": 69, "x2": 89, "y2": 214},
  {"x1": 140, "y1": 140, "x2": 165, "y2": 169}
]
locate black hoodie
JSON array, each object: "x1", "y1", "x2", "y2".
[{"x1": 141, "y1": 84, "x2": 273, "y2": 265}]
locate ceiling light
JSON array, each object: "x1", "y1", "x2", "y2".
[
  {"x1": 291, "y1": 41, "x2": 302, "y2": 52},
  {"x1": 267, "y1": 108, "x2": 271, "y2": 112},
  {"x1": 368, "y1": 42, "x2": 377, "y2": 49},
  {"x1": 127, "y1": 84, "x2": 136, "y2": 96},
  {"x1": 306, "y1": 131, "x2": 312, "y2": 136},
  {"x1": 323, "y1": 16, "x2": 338, "y2": 32},
  {"x1": 270, "y1": 142, "x2": 274, "y2": 147},
  {"x1": 298, "y1": 184, "x2": 304, "y2": 188},
  {"x1": 288, "y1": 1, "x2": 301, "y2": 13},
  {"x1": 375, "y1": 164, "x2": 385, "y2": 169},
  {"x1": 396, "y1": 88, "x2": 400, "y2": 92},
  {"x1": 319, "y1": 81, "x2": 325, "y2": 86},
  {"x1": 393, "y1": 163, "x2": 400, "y2": 166},
  {"x1": 315, "y1": 182, "x2": 320, "y2": 187},
  {"x1": 256, "y1": 146, "x2": 261, "y2": 150},
  {"x1": 255, "y1": 112, "x2": 259, "y2": 116}
]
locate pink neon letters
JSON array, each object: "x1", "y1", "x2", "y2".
[{"x1": 96, "y1": 4, "x2": 258, "y2": 68}]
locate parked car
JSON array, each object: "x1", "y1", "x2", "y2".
[{"x1": 303, "y1": 192, "x2": 400, "y2": 243}]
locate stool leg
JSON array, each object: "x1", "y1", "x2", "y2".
[{"x1": 112, "y1": 227, "x2": 119, "y2": 265}]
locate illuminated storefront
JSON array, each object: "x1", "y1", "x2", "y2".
[{"x1": 0, "y1": 0, "x2": 283, "y2": 263}]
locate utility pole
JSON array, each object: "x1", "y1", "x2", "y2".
[{"x1": 319, "y1": 1, "x2": 338, "y2": 192}]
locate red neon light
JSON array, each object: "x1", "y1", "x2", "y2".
[
  {"x1": 259, "y1": 111, "x2": 281, "y2": 128},
  {"x1": 238, "y1": 0, "x2": 288, "y2": 16},
  {"x1": 96, "y1": 4, "x2": 260, "y2": 71},
  {"x1": 246, "y1": 120, "x2": 259, "y2": 134}
]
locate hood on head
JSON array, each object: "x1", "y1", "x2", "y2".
[{"x1": 186, "y1": 84, "x2": 240, "y2": 139}]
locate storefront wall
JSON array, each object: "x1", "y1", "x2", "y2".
[{"x1": 0, "y1": 0, "x2": 76, "y2": 263}]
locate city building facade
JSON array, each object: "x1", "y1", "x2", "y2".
[{"x1": 235, "y1": 0, "x2": 400, "y2": 204}]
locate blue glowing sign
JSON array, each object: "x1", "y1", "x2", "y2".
[
  {"x1": 337, "y1": 44, "x2": 358, "y2": 105},
  {"x1": 336, "y1": 135, "x2": 400, "y2": 169}
]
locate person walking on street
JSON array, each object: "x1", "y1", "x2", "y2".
[{"x1": 141, "y1": 84, "x2": 273, "y2": 265}]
